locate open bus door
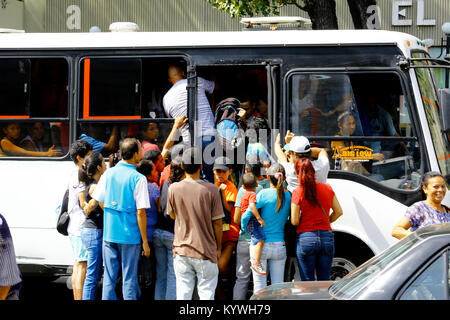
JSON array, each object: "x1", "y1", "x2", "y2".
[{"x1": 407, "y1": 56, "x2": 450, "y2": 196}]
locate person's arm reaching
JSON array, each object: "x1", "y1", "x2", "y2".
[
  {"x1": 102, "y1": 125, "x2": 119, "y2": 155},
  {"x1": 275, "y1": 133, "x2": 288, "y2": 163},
  {"x1": 161, "y1": 116, "x2": 188, "y2": 161}
]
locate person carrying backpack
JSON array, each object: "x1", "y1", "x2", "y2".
[{"x1": 214, "y1": 97, "x2": 247, "y2": 185}]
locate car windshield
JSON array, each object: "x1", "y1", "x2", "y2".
[{"x1": 329, "y1": 235, "x2": 421, "y2": 299}]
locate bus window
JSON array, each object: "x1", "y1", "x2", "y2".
[
  {"x1": 75, "y1": 121, "x2": 180, "y2": 161},
  {"x1": 80, "y1": 58, "x2": 142, "y2": 119},
  {"x1": 288, "y1": 72, "x2": 422, "y2": 190},
  {"x1": 0, "y1": 58, "x2": 69, "y2": 157},
  {"x1": 0, "y1": 59, "x2": 30, "y2": 117},
  {"x1": 0, "y1": 121, "x2": 66, "y2": 157},
  {"x1": 78, "y1": 57, "x2": 187, "y2": 158}
]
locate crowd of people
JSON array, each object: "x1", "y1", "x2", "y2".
[{"x1": 1, "y1": 65, "x2": 450, "y2": 301}]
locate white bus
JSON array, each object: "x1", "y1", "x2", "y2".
[{"x1": 0, "y1": 27, "x2": 449, "y2": 280}]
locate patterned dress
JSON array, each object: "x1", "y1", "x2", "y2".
[{"x1": 0, "y1": 213, "x2": 22, "y2": 299}]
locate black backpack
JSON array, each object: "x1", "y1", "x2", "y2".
[
  {"x1": 215, "y1": 97, "x2": 247, "y2": 152},
  {"x1": 56, "y1": 189, "x2": 70, "y2": 236}
]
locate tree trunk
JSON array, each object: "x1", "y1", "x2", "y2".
[
  {"x1": 346, "y1": 0, "x2": 377, "y2": 29},
  {"x1": 302, "y1": 0, "x2": 338, "y2": 30}
]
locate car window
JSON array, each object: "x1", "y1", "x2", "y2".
[
  {"x1": 399, "y1": 250, "x2": 449, "y2": 300},
  {"x1": 329, "y1": 235, "x2": 421, "y2": 299}
]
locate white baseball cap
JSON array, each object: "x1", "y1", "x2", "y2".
[{"x1": 283, "y1": 136, "x2": 311, "y2": 154}]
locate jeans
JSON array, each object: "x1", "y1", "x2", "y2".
[
  {"x1": 249, "y1": 241, "x2": 286, "y2": 294},
  {"x1": 153, "y1": 229, "x2": 176, "y2": 300},
  {"x1": 296, "y1": 230, "x2": 334, "y2": 281},
  {"x1": 173, "y1": 255, "x2": 218, "y2": 300},
  {"x1": 200, "y1": 135, "x2": 216, "y2": 183},
  {"x1": 102, "y1": 241, "x2": 141, "y2": 300},
  {"x1": 232, "y1": 239, "x2": 252, "y2": 300},
  {"x1": 80, "y1": 228, "x2": 103, "y2": 300}
]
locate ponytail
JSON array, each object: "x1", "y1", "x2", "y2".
[
  {"x1": 78, "y1": 152, "x2": 104, "y2": 187},
  {"x1": 295, "y1": 157, "x2": 317, "y2": 207},
  {"x1": 268, "y1": 163, "x2": 286, "y2": 212}
]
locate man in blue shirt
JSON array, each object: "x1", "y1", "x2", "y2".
[
  {"x1": 79, "y1": 124, "x2": 119, "y2": 155},
  {"x1": 92, "y1": 137, "x2": 150, "y2": 300},
  {"x1": 358, "y1": 95, "x2": 397, "y2": 154}
]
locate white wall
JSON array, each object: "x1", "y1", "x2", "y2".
[
  {"x1": 24, "y1": 0, "x2": 45, "y2": 32},
  {"x1": 0, "y1": 0, "x2": 24, "y2": 30}
]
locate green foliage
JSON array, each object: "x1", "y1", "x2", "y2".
[{"x1": 205, "y1": 0, "x2": 303, "y2": 18}]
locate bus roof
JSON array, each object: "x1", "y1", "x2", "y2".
[{"x1": 0, "y1": 29, "x2": 426, "y2": 56}]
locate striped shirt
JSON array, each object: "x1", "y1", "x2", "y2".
[
  {"x1": 163, "y1": 77, "x2": 216, "y2": 143},
  {"x1": 0, "y1": 214, "x2": 22, "y2": 287}
]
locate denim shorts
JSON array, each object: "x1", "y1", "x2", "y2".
[
  {"x1": 248, "y1": 216, "x2": 265, "y2": 245},
  {"x1": 69, "y1": 234, "x2": 88, "y2": 262}
]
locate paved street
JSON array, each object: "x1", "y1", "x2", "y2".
[{"x1": 19, "y1": 276, "x2": 73, "y2": 300}]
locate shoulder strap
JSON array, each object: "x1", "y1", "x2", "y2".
[{"x1": 317, "y1": 202, "x2": 330, "y2": 222}]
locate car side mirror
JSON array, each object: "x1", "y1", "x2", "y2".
[{"x1": 439, "y1": 88, "x2": 450, "y2": 132}]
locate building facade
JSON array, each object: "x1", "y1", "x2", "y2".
[{"x1": 1, "y1": 0, "x2": 449, "y2": 56}]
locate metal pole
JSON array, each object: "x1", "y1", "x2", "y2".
[{"x1": 446, "y1": 35, "x2": 450, "y2": 88}]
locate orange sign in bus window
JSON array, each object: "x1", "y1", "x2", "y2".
[{"x1": 332, "y1": 145, "x2": 374, "y2": 161}]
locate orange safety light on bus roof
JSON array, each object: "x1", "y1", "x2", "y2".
[{"x1": 82, "y1": 58, "x2": 141, "y2": 120}]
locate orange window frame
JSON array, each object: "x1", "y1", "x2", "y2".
[{"x1": 82, "y1": 58, "x2": 141, "y2": 120}]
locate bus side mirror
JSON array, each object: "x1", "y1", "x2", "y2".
[{"x1": 439, "y1": 88, "x2": 450, "y2": 132}]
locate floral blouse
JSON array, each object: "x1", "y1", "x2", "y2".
[{"x1": 405, "y1": 201, "x2": 450, "y2": 232}]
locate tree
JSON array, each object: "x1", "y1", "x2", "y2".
[
  {"x1": 205, "y1": 0, "x2": 377, "y2": 30},
  {"x1": 346, "y1": 0, "x2": 377, "y2": 29}
]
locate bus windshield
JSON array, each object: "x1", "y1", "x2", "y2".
[{"x1": 412, "y1": 53, "x2": 450, "y2": 179}]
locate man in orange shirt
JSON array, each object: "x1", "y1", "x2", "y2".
[{"x1": 213, "y1": 156, "x2": 239, "y2": 299}]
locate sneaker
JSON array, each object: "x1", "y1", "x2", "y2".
[{"x1": 250, "y1": 263, "x2": 267, "y2": 275}]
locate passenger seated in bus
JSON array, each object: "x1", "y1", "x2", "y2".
[
  {"x1": 143, "y1": 115, "x2": 189, "y2": 184},
  {"x1": 78, "y1": 123, "x2": 119, "y2": 156},
  {"x1": 331, "y1": 111, "x2": 384, "y2": 176},
  {"x1": 357, "y1": 95, "x2": 401, "y2": 157},
  {"x1": 20, "y1": 122, "x2": 46, "y2": 152},
  {"x1": 0, "y1": 122, "x2": 61, "y2": 157},
  {"x1": 291, "y1": 75, "x2": 321, "y2": 136},
  {"x1": 139, "y1": 122, "x2": 160, "y2": 155}
]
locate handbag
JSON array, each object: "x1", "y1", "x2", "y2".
[
  {"x1": 138, "y1": 253, "x2": 153, "y2": 289},
  {"x1": 56, "y1": 189, "x2": 70, "y2": 236}
]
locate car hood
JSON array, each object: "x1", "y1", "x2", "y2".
[{"x1": 250, "y1": 281, "x2": 336, "y2": 300}]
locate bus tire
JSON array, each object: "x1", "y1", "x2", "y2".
[
  {"x1": 330, "y1": 257, "x2": 357, "y2": 280},
  {"x1": 284, "y1": 255, "x2": 359, "y2": 282},
  {"x1": 332, "y1": 232, "x2": 374, "y2": 280}
]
